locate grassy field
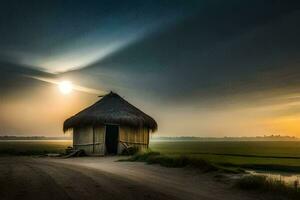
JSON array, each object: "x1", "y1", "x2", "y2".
[
  {"x1": 150, "y1": 141, "x2": 300, "y2": 157},
  {"x1": 0, "y1": 140, "x2": 72, "y2": 155},
  {"x1": 149, "y1": 141, "x2": 300, "y2": 171},
  {"x1": 1, "y1": 140, "x2": 300, "y2": 171}
]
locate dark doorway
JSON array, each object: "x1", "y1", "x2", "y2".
[{"x1": 105, "y1": 125, "x2": 119, "y2": 154}]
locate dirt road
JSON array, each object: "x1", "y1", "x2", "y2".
[{"x1": 0, "y1": 156, "x2": 262, "y2": 200}]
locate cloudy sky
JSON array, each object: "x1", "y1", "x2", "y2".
[{"x1": 1, "y1": 0, "x2": 300, "y2": 137}]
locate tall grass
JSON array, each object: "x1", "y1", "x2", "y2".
[
  {"x1": 236, "y1": 175, "x2": 300, "y2": 200},
  {"x1": 123, "y1": 151, "x2": 244, "y2": 173}
]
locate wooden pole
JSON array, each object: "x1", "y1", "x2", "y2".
[{"x1": 92, "y1": 127, "x2": 95, "y2": 153}]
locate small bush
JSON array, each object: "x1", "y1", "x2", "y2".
[
  {"x1": 146, "y1": 155, "x2": 190, "y2": 167},
  {"x1": 236, "y1": 175, "x2": 300, "y2": 200},
  {"x1": 128, "y1": 150, "x2": 160, "y2": 161}
]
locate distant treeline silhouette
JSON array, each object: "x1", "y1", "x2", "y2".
[
  {"x1": 0, "y1": 136, "x2": 71, "y2": 140},
  {"x1": 152, "y1": 135, "x2": 299, "y2": 141}
]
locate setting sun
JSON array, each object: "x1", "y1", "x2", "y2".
[{"x1": 58, "y1": 81, "x2": 73, "y2": 94}]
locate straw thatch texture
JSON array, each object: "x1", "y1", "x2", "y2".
[{"x1": 63, "y1": 92, "x2": 157, "y2": 132}]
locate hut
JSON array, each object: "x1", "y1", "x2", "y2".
[{"x1": 63, "y1": 92, "x2": 157, "y2": 155}]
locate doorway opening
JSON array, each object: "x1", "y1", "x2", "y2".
[{"x1": 105, "y1": 125, "x2": 119, "y2": 154}]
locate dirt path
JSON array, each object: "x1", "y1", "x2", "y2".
[{"x1": 0, "y1": 156, "x2": 263, "y2": 200}]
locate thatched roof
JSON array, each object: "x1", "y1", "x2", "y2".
[{"x1": 63, "y1": 92, "x2": 157, "y2": 132}]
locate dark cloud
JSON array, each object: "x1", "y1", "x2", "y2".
[
  {"x1": 1, "y1": 1, "x2": 300, "y2": 104},
  {"x1": 1, "y1": 1, "x2": 300, "y2": 136},
  {"x1": 0, "y1": 0, "x2": 199, "y2": 69},
  {"x1": 0, "y1": 61, "x2": 56, "y2": 97},
  {"x1": 68, "y1": 1, "x2": 300, "y2": 104}
]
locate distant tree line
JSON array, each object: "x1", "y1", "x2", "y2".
[{"x1": 0, "y1": 136, "x2": 71, "y2": 140}]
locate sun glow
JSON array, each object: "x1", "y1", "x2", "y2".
[{"x1": 58, "y1": 81, "x2": 73, "y2": 94}]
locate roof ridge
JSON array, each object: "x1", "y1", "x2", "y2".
[{"x1": 63, "y1": 92, "x2": 157, "y2": 132}]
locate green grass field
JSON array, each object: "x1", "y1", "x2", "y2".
[
  {"x1": 1, "y1": 140, "x2": 300, "y2": 172},
  {"x1": 149, "y1": 141, "x2": 300, "y2": 171},
  {"x1": 0, "y1": 140, "x2": 72, "y2": 155}
]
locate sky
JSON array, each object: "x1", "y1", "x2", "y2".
[{"x1": 1, "y1": 0, "x2": 300, "y2": 137}]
